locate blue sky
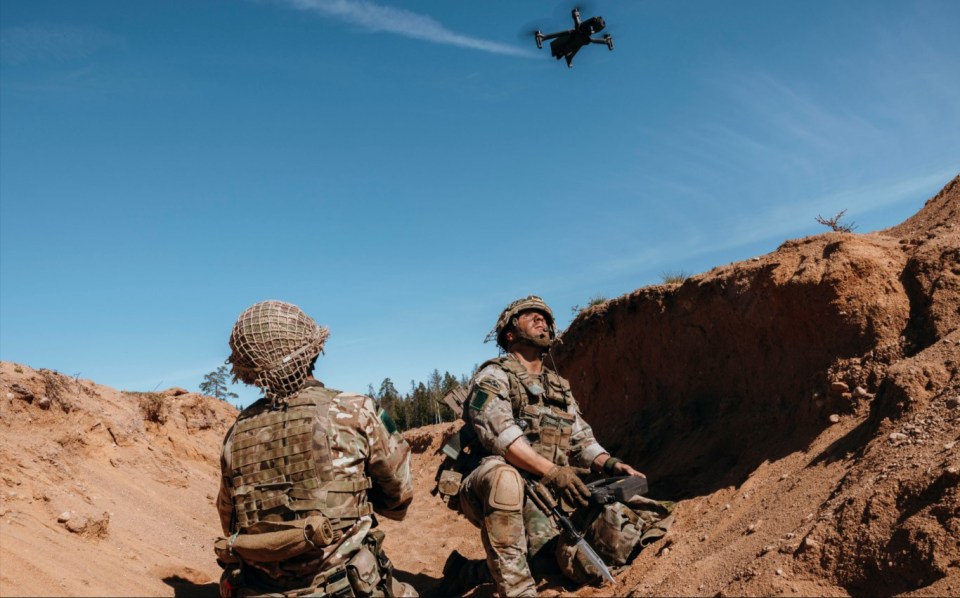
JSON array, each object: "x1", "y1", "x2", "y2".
[{"x1": 2, "y1": 0, "x2": 958, "y2": 407}]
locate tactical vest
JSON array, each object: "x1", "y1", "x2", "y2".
[
  {"x1": 228, "y1": 385, "x2": 373, "y2": 533},
  {"x1": 480, "y1": 356, "x2": 576, "y2": 467}
]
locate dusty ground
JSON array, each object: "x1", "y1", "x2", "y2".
[{"x1": 1, "y1": 175, "x2": 957, "y2": 597}]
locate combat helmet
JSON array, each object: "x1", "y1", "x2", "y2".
[
  {"x1": 487, "y1": 295, "x2": 556, "y2": 351},
  {"x1": 227, "y1": 300, "x2": 330, "y2": 403}
]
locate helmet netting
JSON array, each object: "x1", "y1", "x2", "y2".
[{"x1": 227, "y1": 300, "x2": 329, "y2": 403}]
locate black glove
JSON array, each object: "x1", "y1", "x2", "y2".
[{"x1": 542, "y1": 465, "x2": 591, "y2": 508}]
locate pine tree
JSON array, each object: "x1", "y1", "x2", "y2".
[{"x1": 200, "y1": 365, "x2": 239, "y2": 401}]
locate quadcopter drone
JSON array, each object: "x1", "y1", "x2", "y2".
[{"x1": 535, "y1": 7, "x2": 613, "y2": 68}]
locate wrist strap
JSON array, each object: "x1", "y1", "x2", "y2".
[{"x1": 603, "y1": 457, "x2": 621, "y2": 475}]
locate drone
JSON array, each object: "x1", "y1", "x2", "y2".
[{"x1": 535, "y1": 7, "x2": 613, "y2": 68}]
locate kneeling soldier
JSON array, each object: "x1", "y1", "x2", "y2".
[{"x1": 440, "y1": 296, "x2": 652, "y2": 597}]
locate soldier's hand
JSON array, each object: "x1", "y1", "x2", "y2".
[
  {"x1": 542, "y1": 465, "x2": 591, "y2": 508},
  {"x1": 613, "y1": 462, "x2": 646, "y2": 478}
]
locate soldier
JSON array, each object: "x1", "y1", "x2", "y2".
[
  {"x1": 441, "y1": 296, "x2": 649, "y2": 597},
  {"x1": 215, "y1": 300, "x2": 416, "y2": 597}
]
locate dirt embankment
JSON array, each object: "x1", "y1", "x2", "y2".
[
  {"x1": 553, "y1": 175, "x2": 960, "y2": 596},
  {"x1": 0, "y1": 176, "x2": 957, "y2": 597},
  {"x1": 0, "y1": 365, "x2": 237, "y2": 597}
]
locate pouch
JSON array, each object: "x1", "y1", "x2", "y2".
[{"x1": 346, "y1": 547, "x2": 382, "y2": 597}]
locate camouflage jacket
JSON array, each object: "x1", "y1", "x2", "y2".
[
  {"x1": 465, "y1": 355, "x2": 608, "y2": 469},
  {"x1": 217, "y1": 380, "x2": 413, "y2": 573}
]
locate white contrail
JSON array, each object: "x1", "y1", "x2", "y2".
[{"x1": 282, "y1": 0, "x2": 534, "y2": 57}]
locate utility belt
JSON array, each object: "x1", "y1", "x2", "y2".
[{"x1": 219, "y1": 530, "x2": 397, "y2": 598}]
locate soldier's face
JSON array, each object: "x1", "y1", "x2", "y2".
[{"x1": 516, "y1": 311, "x2": 549, "y2": 338}]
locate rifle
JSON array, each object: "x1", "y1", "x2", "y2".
[{"x1": 522, "y1": 476, "x2": 615, "y2": 584}]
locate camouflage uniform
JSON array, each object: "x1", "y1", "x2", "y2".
[
  {"x1": 217, "y1": 380, "x2": 415, "y2": 597},
  {"x1": 459, "y1": 354, "x2": 609, "y2": 597}
]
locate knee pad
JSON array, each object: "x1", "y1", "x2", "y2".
[{"x1": 487, "y1": 466, "x2": 523, "y2": 512}]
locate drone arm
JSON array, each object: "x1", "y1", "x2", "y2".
[
  {"x1": 538, "y1": 31, "x2": 566, "y2": 42},
  {"x1": 589, "y1": 35, "x2": 614, "y2": 50}
]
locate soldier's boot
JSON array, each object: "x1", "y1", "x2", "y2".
[{"x1": 437, "y1": 550, "x2": 493, "y2": 595}]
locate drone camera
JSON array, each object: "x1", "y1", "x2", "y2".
[
  {"x1": 535, "y1": 30, "x2": 543, "y2": 49},
  {"x1": 582, "y1": 16, "x2": 605, "y2": 35}
]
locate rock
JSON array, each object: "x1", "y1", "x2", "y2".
[
  {"x1": 854, "y1": 386, "x2": 871, "y2": 397},
  {"x1": 723, "y1": 503, "x2": 731, "y2": 510},
  {"x1": 11, "y1": 384, "x2": 33, "y2": 403},
  {"x1": 829, "y1": 414, "x2": 840, "y2": 424},
  {"x1": 780, "y1": 473, "x2": 789, "y2": 480},
  {"x1": 760, "y1": 545, "x2": 774, "y2": 555},
  {"x1": 889, "y1": 432, "x2": 908, "y2": 442},
  {"x1": 36, "y1": 396, "x2": 51, "y2": 410},
  {"x1": 830, "y1": 381, "x2": 850, "y2": 395},
  {"x1": 804, "y1": 537, "x2": 819, "y2": 549},
  {"x1": 945, "y1": 441, "x2": 956, "y2": 450},
  {"x1": 162, "y1": 387, "x2": 190, "y2": 397},
  {"x1": 57, "y1": 511, "x2": 72, "y2": 523},
  {"x1": 946, "y1": 396, "x2": 959, "y2": 409},
  {"x1": 747, "y1": 522, "x2": 758, "y2": 534},
  {"x1": 776, "y1": 568, "x2": 784, "y2": 576}
]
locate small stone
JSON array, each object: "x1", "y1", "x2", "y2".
[
  {"x1": 776, "y1": 568, "x2": 784, "y2": 576},
  {"x1": 723, "y1": 503, "x2": 731, "y2": 510},
  {"x1": 36, "y1": 396, "x2": 52, "y2": 410},
  {"x1": 945, "y1": 442, "x2": 956, "y2": 450},
  {"x1": 660, "y1": 547, "x2": 670, "y2": 556},
  {"x1": 5, "y1": 393, "x2": 12, "y2": 400},
  {"x1": 829, "y1": 414, "x2": 840, "y2": 424},
  {"x1": 841, "y1": 392, "x2": 853, "y2": 401},
  {"x1": 854, "y1": 386, "x2": 870, "y2": 397},
  {"x1": 699, "y1": 534, "x2": 708, "y2": 542},
  {"x1": 889, "y1": 432, "x2": 907, "y2": 442},
  {"x1": 747, "y1": 522, "x2": 758, "y2": 534},
  {"x1": 57, "y1": 511, "x2": 72, "y2": 523},
  {"x1": 803, "y1": 537, "x2": 819, "y2": 549},
  {"x1": 830, "y1": 381, "x2": 850, "y2": 394},
  {"x1": 946, "y1": 396, "x2": 959, "y2": 409},
  {"x1": 785, "y1": 533, "x2": 795, "y2": 539},
  {"x1": 760, "y1": 545, "x2": 774, "y2": 555},
  {"x1": 780, "y1": 473, "x2": 789, "y2": 480},
  {"x1": 946, "y1": 466, "x2": 959, "y2": 476}
]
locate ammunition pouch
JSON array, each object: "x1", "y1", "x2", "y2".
[
  {"x1": 346, "y1": 529, "x2": 395, "y2": 597},
  {"x1": 434, "y1": 423, "x2": 481, "y2": 510},
  {"x1": 519, "y1": 404, "x2": 574, "y2": 465}
]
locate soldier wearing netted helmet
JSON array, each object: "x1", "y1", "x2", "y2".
[
  {"x1": 215, "y1": 300, "x2": 416, "y2": 598},
  {"x1": 439, "y1": 296, "x2": 650, "y2": 597}
]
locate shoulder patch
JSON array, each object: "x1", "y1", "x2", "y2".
[
  {"x1": 378, "y1": 408, "x2": 398, "y2": 434},
  {"x1": 470, "y1": 389, "x2": 491, "y2": 412}
]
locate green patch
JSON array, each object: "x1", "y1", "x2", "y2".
[
  {"x1": 470, "y1": 389, "x2": 491, "y2": 412},
  {"x1": 378, "y1": 408, "x2": 398, "y2": 434}
]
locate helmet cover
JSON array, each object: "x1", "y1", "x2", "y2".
[{"x1": 227, "y1": 300, "x2": 329, "y2": 402}]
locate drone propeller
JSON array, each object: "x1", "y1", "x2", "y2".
[{"x1": 516, "y1": 19, "x2": 543, "y2": 42}]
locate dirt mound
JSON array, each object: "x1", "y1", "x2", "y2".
[
  {"x1": 0, "y1": 363, "x2": 237, "y2": 597},
  {"x1": 553, "y1": 174, "x2": 960, "y2": 596},
  {"x1": 1, "y1": 175, "x2": 956, "y2": 597}
]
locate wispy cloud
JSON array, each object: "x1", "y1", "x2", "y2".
[
  {"x1": 279, "y1": 0, "x2": 534, "y2": 57},
  {"x1": 0, "y1": 25, "x2": 119, "y2": 65},
  {"x1": 592, "y1": 165, "x2": 957, "y2": 282}
]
